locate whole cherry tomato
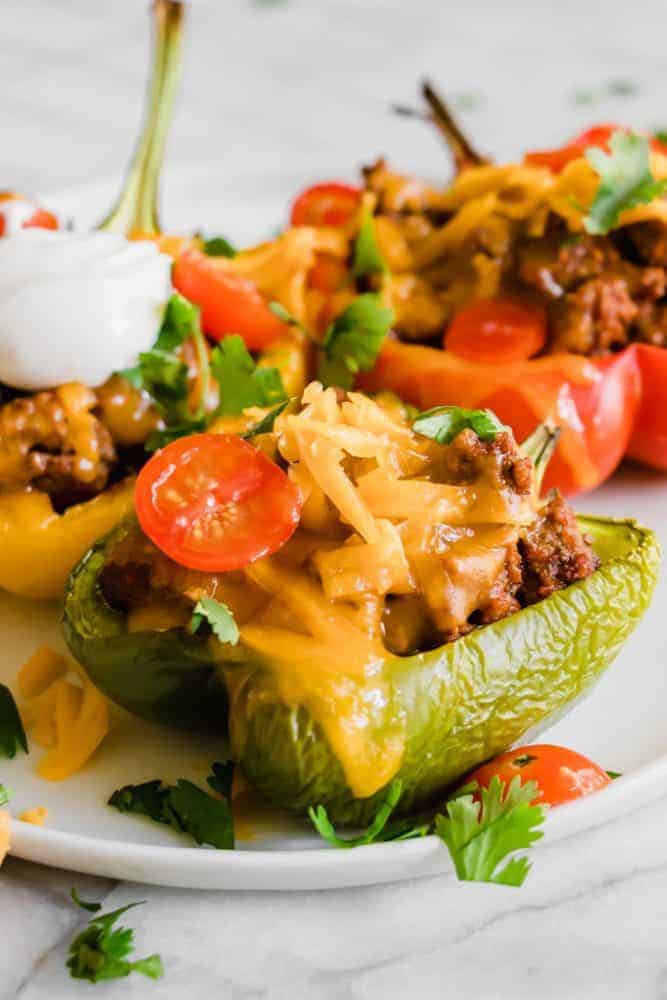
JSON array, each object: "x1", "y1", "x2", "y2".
[
  {"x1": 172, "y1": 248, "x2": 286, "y2": 350},
  {"x1": 135, "y1": 433, "x2": 303, "y2": 572},
  {"x1": 466, "y1": 743, "x2": 611, "y2": 807},
  {"x1": 290, "y1": 182, "x2": 361, "y2": 227}
]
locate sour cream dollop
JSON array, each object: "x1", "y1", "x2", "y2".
[{"x1": 0, "y1": 229, "x2": 172, "y2": 390}]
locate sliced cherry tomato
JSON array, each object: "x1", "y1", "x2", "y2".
[
  {"x1": 444, "y1": 298, "x2": 547, "y2": 364},
  {"x1": 466, "y1": 744, "x2": 611, "y2": 807},
  {"x1": 172, "y1": 248, "x2": 286, "y2": 350},
  {"x1": 526, "y1": 123, "x2": 667, "y2": 174},
  {"x1": 0, "y1": 192, "x2": 58, "y2": 237},
  {"x1": 135, "y1": 433, "x2": 302, "y2": 572},
  {"x1": 290, "y1": 182, "x2": 361, "y2": 227},
  {"x1": 627, "y1": 342, "x2": 667, "y2": 469}
]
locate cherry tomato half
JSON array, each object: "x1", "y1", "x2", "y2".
[
  {"x1": 466, "y1": 744, "x2": 611, "y2": 807},
  {"x1": 0, "y1": 192, "x2": 58, "y2": 237},
  {"x1": 172, "y1": 248, "x2": 286, "y2": 350},
  {"x1": 290, "y1": 182, "x2": 362, "y2": 227},
  {"x1": 444, "y1": 298, "x2": 547, "y2": 364},
  {"x1": 135, "y1": 433, "x2": 303, "y2": 572}
]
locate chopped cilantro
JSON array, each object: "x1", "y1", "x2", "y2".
[
  {"x1": 352, "y1": 205, "x2": 388, "y2": 279},
  {"x1": 435, "y1": 776, "x2": 545, "y2": 886},
  {"x1": 413, "y1": 405, "x2": 505, "y2": 444},
  {"x1": 189, "y1": 597, "x2": 239, "y2": 645},
  {"x1": 109, "y1": 764, "x2": 234, "y2": 850},
  {"x1": 606, "y1": 770, "x2": 622, "y2": 780},
  {"x1": 654, "y1": 130, "x2": 667, "y2": 146},
  {"x1": 202, "y1": 235, "x2": 236, "y2": 258},
  {"x1": 0, "y1": 684, "x2": 27, "y2": 759},
  {"x1": 318, "y1": 294, "x2": 394, "y2": 390},
  {"x1": 584, "y1": 131, "x2": 667, "y2": 235},
  {"x1": 67, "y1": 899, "x2": 163, "y2": 984},
  {"x1": 210, "y1": 335, "x2": 287, "y2": 415},
  {"x1": 0, "y1": 785, "x2": 11, "y2": 806},
  {"x1": 70, "y1": 888, "x2": 102, "y2": 913}
]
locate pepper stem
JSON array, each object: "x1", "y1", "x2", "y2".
[
  {"x1": 521, "y1": 422, "x2": 561, "y2": 492},
  {"x1": 98, "y1": 0, "x2": 185, "y2": 234},
  {"x1": 420, "y1": 80, "x2": 488, "y2": 172}
]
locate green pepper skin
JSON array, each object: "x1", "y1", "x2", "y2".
[
  {"x1": 226, "y1": 518, "x2": 660, "y2": 826},
  {"x1": 62, "y1": 522, "x2": 227, "y2": 729}
]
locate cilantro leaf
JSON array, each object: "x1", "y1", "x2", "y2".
[
  {"x1": 309, "y1": 779, "x2": 407, "y2": 848},
  {"x1": 606, "y1": 770, "x2": 622, "y2": 780},
  {"x1": 164, "y1": 779, "x2": 234, "y2": 850},
  {"x1": 0, "y1": 684, "x2": 27, "y2": 758},
  {"x1": 203, "y1": 235, "x2": 237, "y2": 258},
  {"x1": 109, "y1": 765, "x2": 235, "y2": 850},
  {"x1": 109, "y1": 780, "x2": 169, "y2": 825},
  {"x1": 0, "y1": 785, "x2": 11, "y2": 807},
  {"x1": 352, "y1": 205, "x2": 388, "y2": 279},
  {"x1": 654, "y1": 130, "x2": 667, "y2": 146},
  {"x1": 318, "y1": 294, "x2": 394, "y2": 390},
  {"x1": 67, "y1": 901, "x2": 164, "y2": 984},
  {"x1": 70, "y1": 888, "x2": 102, "y2": 913},
  {"x1": 413, "y1": 405, "x2": 505, "y2": 444},
  {"x1": 210, "y1": 335, "x2": 287, "y2": 416},
  {"x1": 268, "y1": 301, "x2": 299, "y2": 326},
  {"x1": 189, "y1": 597, "x2": 239, "y2": 645},
  {"x1": 435, "y1": 775, "x2": 545, "y2": 886},
  {"x1": 241, "y1": 399, "x2": 290, "y2": 438},
  {"x1": 584, "y1": 131, "x2": 667, "y2": 235}
]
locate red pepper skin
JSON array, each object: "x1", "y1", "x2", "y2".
[
  {"x1": 525, "y1": 124, "x2": 667, "y2": 174},
  {"x1": 360, "y1": 340, "x2": 640, "y2": 496},
  {"x1": 627, "y1": 343, "x2": 667, "y2": 469}
]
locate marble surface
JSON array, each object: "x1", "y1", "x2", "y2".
[{"x1": 3, "y1": 0, "x2": 667, "y2": 996}]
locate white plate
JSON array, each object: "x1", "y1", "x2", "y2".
[{"x1": 2, "y1": 169, "x2": 666, "y2": 890}]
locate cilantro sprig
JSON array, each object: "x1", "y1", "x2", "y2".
[
  {"x1": 122, "y1": 294, "x2": 209, "y2": 451},
  {"x1": 0, "y1": 684, "x2": 27, "y2": 759},
  {"x1": 309, "y1": 775, "x2": 545, "y2": 887},
  {"x1": 412, "y1": 405, "x2": 506, "y2": 444},
  {"x1": 318, "y1": 294, "x2": 394, "y2": 390},
  {"x1": 109, "y1": 762, "x2": 235, "y2": 850},
  {"x1": 584, "y1": 131, "x2": 667, "y2": 235},
  {"x1": 189, "y1": 597, "x2": 239, "y2": 644},
  {"x1": 435, "y1": 776, "x2": 544, "y2": 886},
  {"x1": 67, "y1": 897, "x2": 163, "y2": 984}
]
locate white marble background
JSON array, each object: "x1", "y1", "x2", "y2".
[{"x1": 3, "y1": 0, "x2": 667, "y2": 997}]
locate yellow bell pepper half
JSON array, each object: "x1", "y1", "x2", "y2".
[{"x1": 0, "y1": 478, "x2": 135, "y2": 601}]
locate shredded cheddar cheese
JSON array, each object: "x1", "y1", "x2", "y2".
[
  {"x1": 19, "y1": 806, "x2": 48, "y2": 826},
  {"x1": 18, "y1": 647, "x2": 110, "y2": 782}
]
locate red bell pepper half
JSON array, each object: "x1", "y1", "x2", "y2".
[{"x1": 361, "y1": 339, "x2": 641, "y2": 496}]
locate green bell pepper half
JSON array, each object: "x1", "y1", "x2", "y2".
[
  {"x1": 62, "y1": 521, "x2": 227, "y2": 729},
  {"x1": 222, "y1": 516, "x2": 660, "y2": 825}
]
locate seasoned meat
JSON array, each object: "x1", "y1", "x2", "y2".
[
  {"x1": 549, "y1": 276, "x2": 639, "y2": 354},
  {"x1": 0, "y1": 383, "x2": 116, "y2": 505},
  {"x1": 519, "y1": 493, "x2": 599, "y2": 604},
  {"x1": 624, "y1": 220, "x2": 667, "y2": 267},
  {"x1": 439, "y1": 428, "x2": 533, "y2": 497}
]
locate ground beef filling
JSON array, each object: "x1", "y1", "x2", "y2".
[{"x1": 99, "y1": 428, "x2": 598, "y2": 653}]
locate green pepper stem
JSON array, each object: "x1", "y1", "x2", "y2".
[
  {"x1": 521, "y1": 422, "x2": 561, "y2": 492},
  {"x1": 98, "y1": 0, "x2": 185, "y2": 234},
  {"x1": 420, "y1": 80, "x2": 488, "y2": 172}
]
